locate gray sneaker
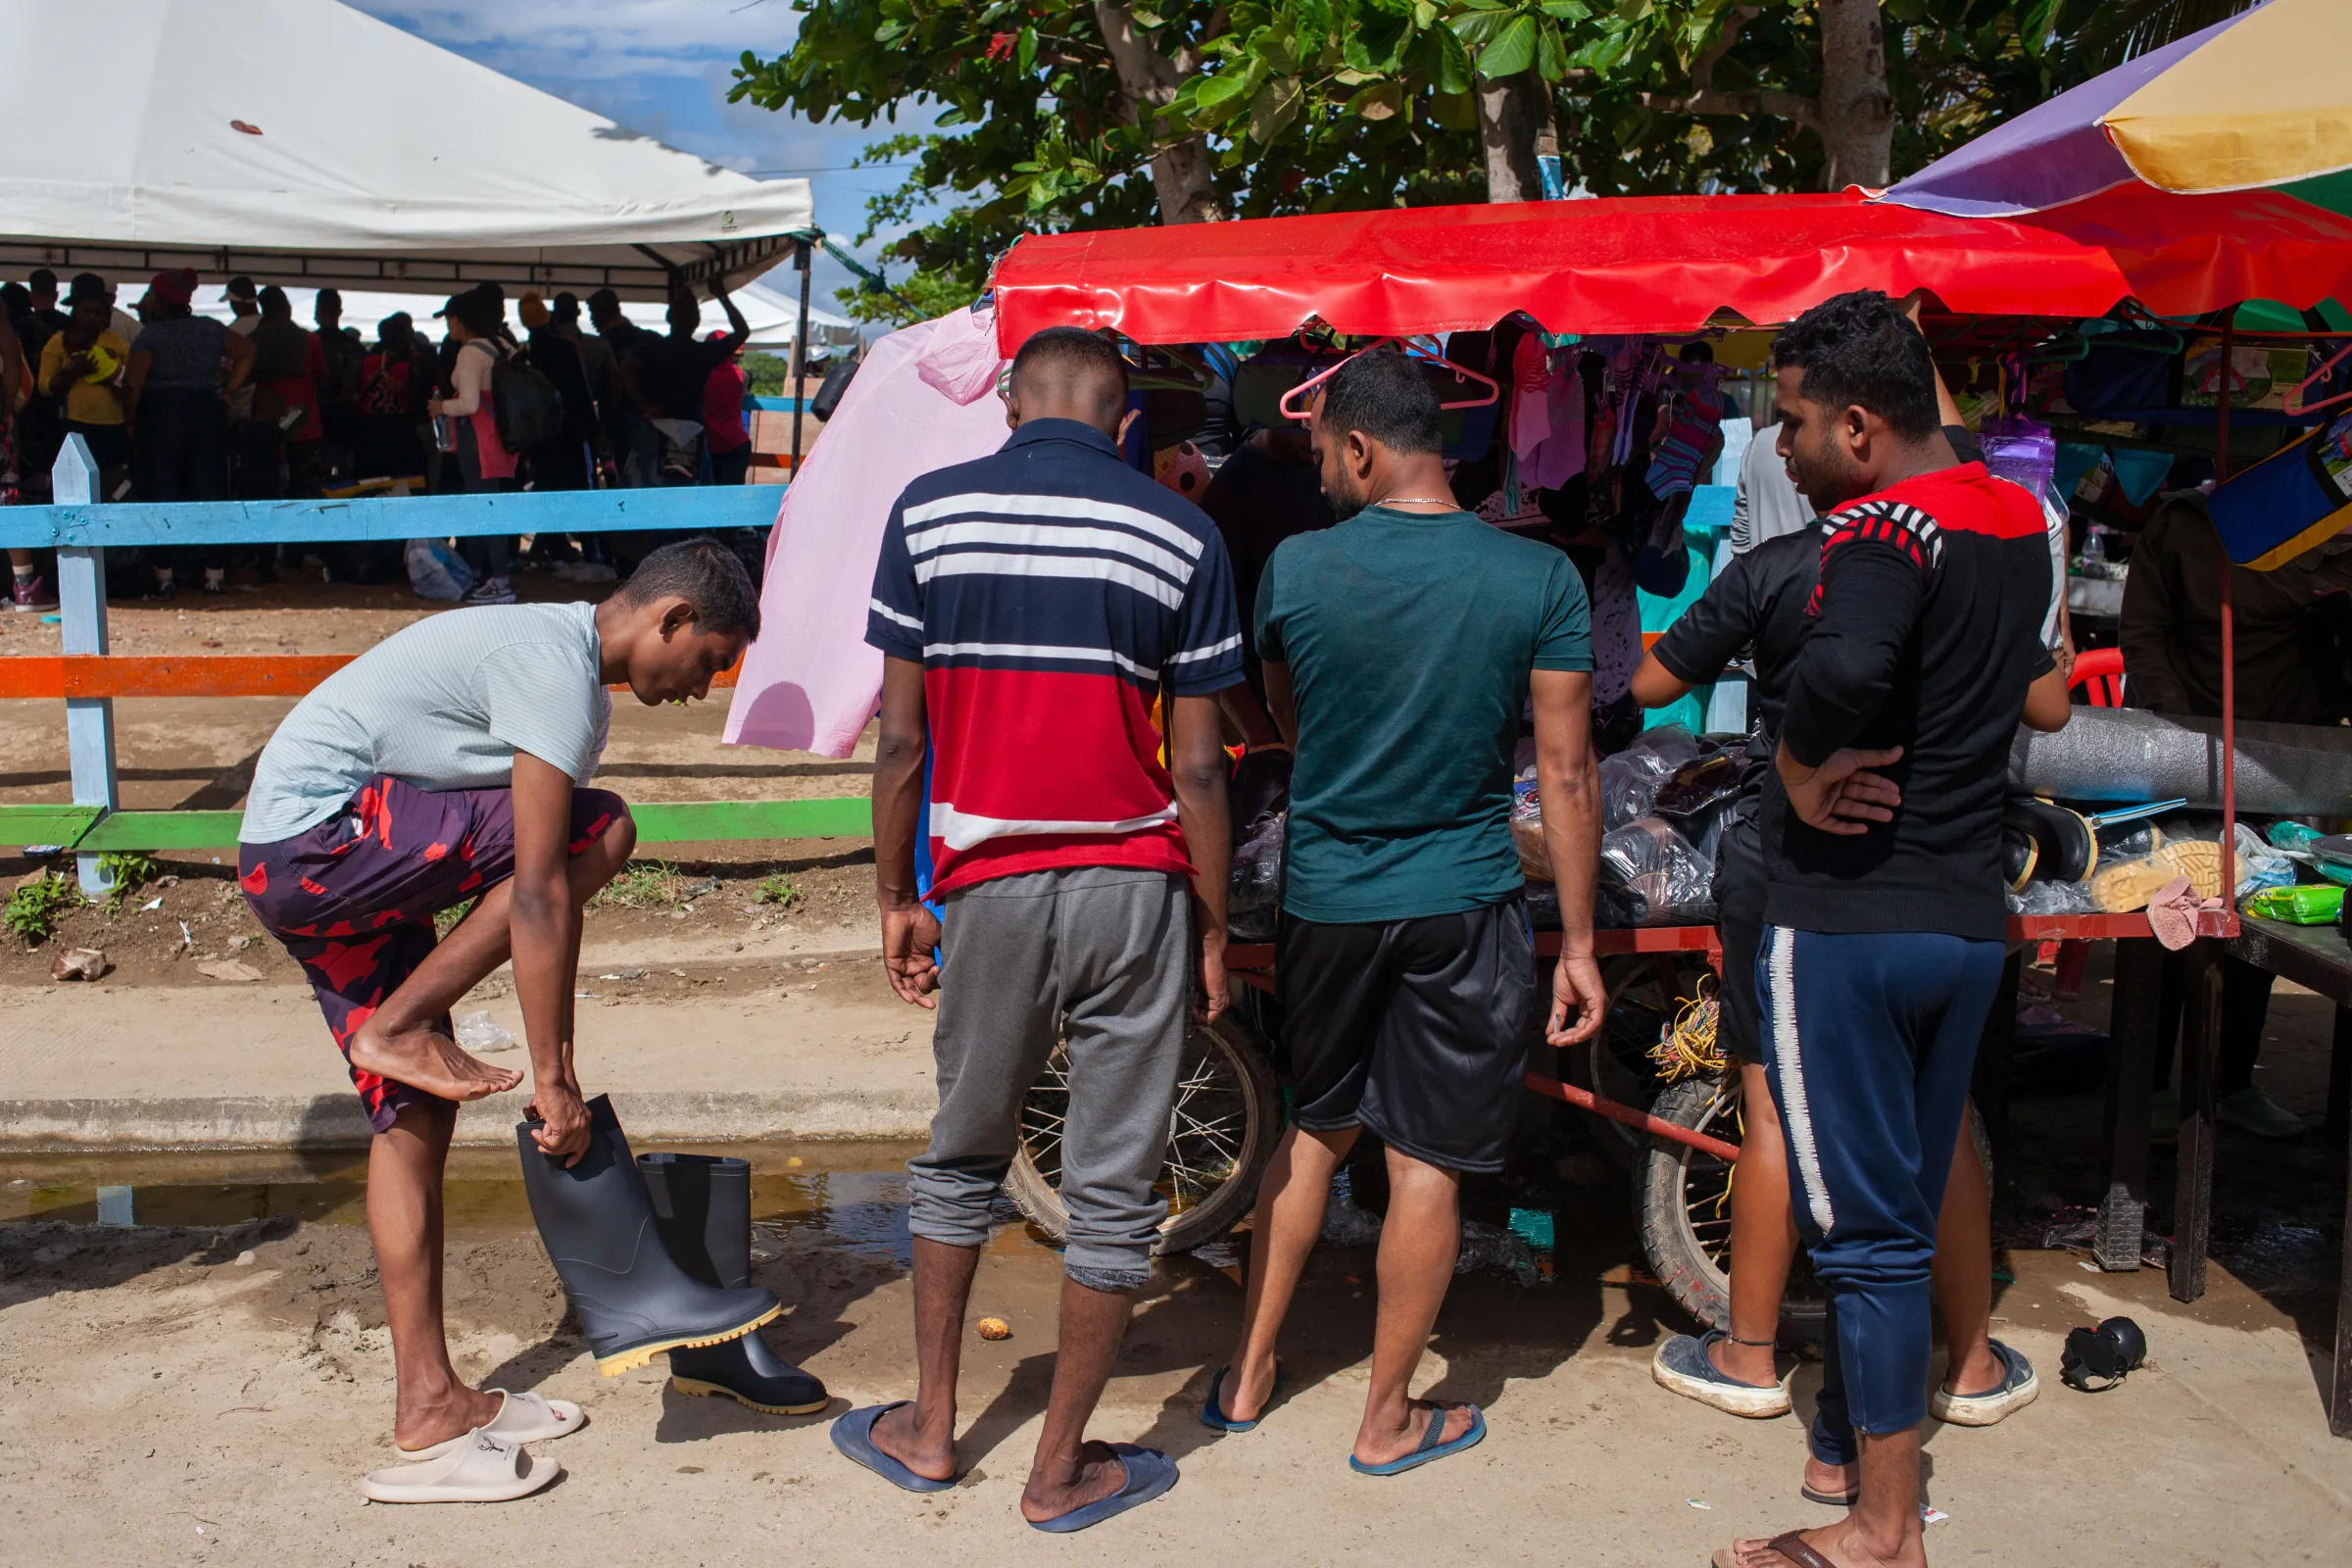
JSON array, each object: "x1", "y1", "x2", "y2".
[
  {"x1": 2217, "y1": 1085, "x2": 2306, "y2": 1139},
  {"x1": 461, "y1": 575, "x2": 517, "y2": 607},
  {"x1": 1650, "y1": 1331, "x2": 1791, "y2": 1418},
  {"x1": 1932, "y1": 1339, "x2": 2038, "y2": 1426}
]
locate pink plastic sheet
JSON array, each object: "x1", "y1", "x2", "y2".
[{"x1": 722, "y1": 307, "x2": 1011, "y2": 758}]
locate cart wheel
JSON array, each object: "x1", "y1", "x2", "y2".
[
  {"x1": 1007, "y1": 1012, "x2": 1281, "y2": 1256},
  {"x1": 1638, "y1": 1073, "x2": 1829, "y2": 1344},
  {"x1": 1567, "y1": 954, "x2": 1697, "y2": 1173},
  {"x1": 1637, "y1": 1076, "x2": 1992, "y2": 1346}
]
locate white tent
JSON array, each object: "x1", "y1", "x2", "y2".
[{"x1": 0, "y1": 0, "x2": 814, "y2": 302}]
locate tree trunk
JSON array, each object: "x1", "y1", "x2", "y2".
[
  {"x1": 1095, "y1": 2, "x2": 1225, "y2": 222},
  {"x1": 1477, "y1": 70, "x2": 1555, "y2": 204},
  {"x1": 1815, "y1": 0, "x2": 1893, "y2": 189}
]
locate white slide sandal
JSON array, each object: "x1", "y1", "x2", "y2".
[
  {"x1": 359, "y1": 1431, "x2": 562, "y2": 1504},
  {"x1": 396, "y1": 1389, "x2": 586, "y2": 1461}
]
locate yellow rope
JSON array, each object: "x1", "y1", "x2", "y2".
[{"x1": 1647, "y1": 973, "x2": 1725, "y2": 1084}]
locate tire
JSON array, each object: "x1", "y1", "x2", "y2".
[
  {"x1": 1568, "y1": 954, "x2": 1708, "y2": 1173},
  {"x1": 1638, "y1": 1076, "x2": 1992, "y2": 1347},
  {"x1": 1006, "y1": 1012, "x2": 1282, "y2": 1256}
]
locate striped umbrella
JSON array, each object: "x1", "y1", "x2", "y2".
[{"x1": 1884, "y1": 0, "x2": 2351, "y2": 220}]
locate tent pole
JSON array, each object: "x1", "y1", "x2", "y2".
[
  {"x1": 2216, "y1": 315, "x2": 2236, "y2": 922},
  {"x1": 791, "y1": 237, "x2": 812, "y2": 475}
]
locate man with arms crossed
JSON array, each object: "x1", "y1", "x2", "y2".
[
  {"x1": 238, "y1": 540, "x2": 759, "y2": 1483},
  {"x1": 849, "y1": 327, "x2": 1240, "y2": 1531},
  {"x1": 1717, "y1": 291, "x2": 2052, "y2": 1568},
  {"x1": 1203, "y1": 350, "x2": 1607, "y2": 1474}
]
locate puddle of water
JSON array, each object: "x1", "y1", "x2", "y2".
[{"x1": 0, "y1": 1142, "x2": 949, "y2": 1261}]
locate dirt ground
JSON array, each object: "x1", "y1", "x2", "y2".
[{"x1": 2, "y1": 1160, "x2": 2348, "y2": 1567}]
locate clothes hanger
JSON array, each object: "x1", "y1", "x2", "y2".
[
  {"x1": 1279, "y1": 336, "x2": 1500, "y2": 421},
  {"x1": 2282, "y1": 340, "x2": 2352, "y2": 416}
]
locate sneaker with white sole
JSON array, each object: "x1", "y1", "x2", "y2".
[
  {"x1": 2217, "y1": 1085, "x2": 2305, "y2": 1139},
  {"x1": 461, "y1": 575, "x2": 517, "y2": 607},
  {"x1": 10, "y1": 572, "x2": 56, "y2": 612},
  {"x1": 1650, "y1": 1331, "x2": 1792, "y2": 1418},
  {"x1": 1930, "y1": 1339, "x2": 2038, "y2": 1426}
]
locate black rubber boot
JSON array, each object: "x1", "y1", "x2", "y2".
[
  {"x1": 639, "y1": 1152, "x2": 829, "y2": 1415},
  {"x1": 515, "y1": 1095, "x2": 780, "y2": 1376}
]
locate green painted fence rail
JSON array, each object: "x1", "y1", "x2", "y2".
[{"x1": 0, "y1": 798, "x2": 871, "y2": 855}]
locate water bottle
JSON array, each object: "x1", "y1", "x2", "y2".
[{"x1": 432, "y1": 414, "x2": 458, "y2": 452}]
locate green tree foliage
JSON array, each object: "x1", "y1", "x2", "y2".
[{"x1": 733, "y1": 2, "x2": 2124, "y2": 323}]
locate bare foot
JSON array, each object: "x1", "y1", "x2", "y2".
[
  {"x1": 1940, "y1": 1342, "x2": 2004, "y2": 1397},
  {"x1": 394, "y1": 1383, "x2": 504, "y2": 1452},
  {"x1": 1220, "y1": 1350, "x2": 1278, "y2": 1424},
  {"x1": 870, "y1": 1400, "x2": 956, "y2": 1484},
  {"x1": 1019, "y1": 1440, "x2": 1127, "y2": 1524},
  {"x1": 347, "y1": 1022, "x2": 521, "y2": 1102},
  {"x1": 1710, "y1": 1335, "x2": 1782, "y2": 1389},
  {"x1": 1731, "y1": 1517, "x2": 1922, "y2": 1568},
  {"x1": 1351, "y1": 1399, "x2": 1476, "y2": 1469},
  {"x1": 1803, "y1": 1450, "x2": 1856, "y2": 1501}
]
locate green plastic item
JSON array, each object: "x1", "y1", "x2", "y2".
[{"x1": 2241, "y1": 883, "x2": 2345, "y2": 925}]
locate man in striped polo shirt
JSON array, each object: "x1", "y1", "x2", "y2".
[{"x1": 839, "y1": 327, "x2": 1240, "y2": 1532}]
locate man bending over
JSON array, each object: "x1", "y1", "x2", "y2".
[
  {"x1": 237, "y1": 538, "x2": 758, "y2": 1467},
  {"x1": 1207, "y1": 349, "x2": 1607, "y2": 1474},
  {"x1": 848, "y1": 326, "x2": 1240, "y2": 1532}
]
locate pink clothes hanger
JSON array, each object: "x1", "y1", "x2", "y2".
[
  {"x1": 1279, "y1": 337, "x2": 1501, "y2": 422},
  {"x1": 2283, "y1": 340, "x2": 2352, "y2": 416}
]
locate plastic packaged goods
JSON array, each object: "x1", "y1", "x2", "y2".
[
  {"x1": 2241, "y1": 883, "x2": 2345, "y2": 925},
  {"x1": 1599, "y1": 725, "x2": 1707, "y2": 830},
  {"x1": 1598, "y1": 815, "x2": 1715, "y2": 926},
  {"x1": 1227, "y1": 810, "x2": 1286, "y2": 942},
  {"x1": 2014, "y1": 878, "x2": 2100, "y2": 916},
  {"x1": 2009, "y1": 707, "x2": 2352, "y2": 813},
  {"x1": 1511, "y1": 782, "x2": 1551, "y2": 880}
]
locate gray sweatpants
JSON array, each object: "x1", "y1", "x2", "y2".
[{"x1": 909, "y1": 865, "x2": 1191, "y2": 1291}]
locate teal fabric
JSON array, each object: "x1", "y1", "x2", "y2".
[
  {"x1": 1640, "y1": 540, "x2": 1716, "y2": 735},
  {"x1": 1255, "y1": 506, "x2": 1592, "y2": 924}
]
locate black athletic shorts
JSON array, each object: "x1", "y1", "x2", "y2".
[{"x1": 1275, "y1": 895, "x2": 1537, "y2": 1174}]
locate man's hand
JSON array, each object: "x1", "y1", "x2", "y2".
[
  {"x1": 881, "y1": 901, "x2": 943, "y2": 1007},
  {"x1": 1545, "y1": 951, "x2": 1607, "y2": 1046},
  {"x1": 528, "y1": 1079, "x2": 591, "y2": 1167},
  {"x1": 1783, "y1": 745, "x2": 1904, "y2": 836},
  {"x1": 1195, "y1": 925, "x2": 1229, "y2": 1026}
]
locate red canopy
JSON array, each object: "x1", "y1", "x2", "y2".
[{"x1": 991, "y1": 188, "x2": 2352, "y2": 350}]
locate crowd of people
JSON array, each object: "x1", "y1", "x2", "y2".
[
  {"x1": 223, "y1": 291, "x2": 2061, "y2": 1568},
  {"x1": 0, "y1": 266, "x2": 762, "y2": 611}
]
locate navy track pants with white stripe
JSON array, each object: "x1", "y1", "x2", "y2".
[{"x1": 1754, "y1": 926, "x2": 2004, "y2": 1458}]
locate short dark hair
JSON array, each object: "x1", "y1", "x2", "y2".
[
  {"x1": 1771, "y1": 290, "x2": 1939, "y2": 440},
  {"x1": 586, "y1": 286, "x2": 622, "y2": 319},
  {"x1": 1317, "y1": 349, "x2": 1443, "y2": 457},
  {"x1": 27, "y1": 268, "x2": 57, "y2": 293},
  {"x1": 258, "y1": 284, "x2": 292, "y2": 317},
  {"x1": 1009, "y1": 326, "x2": 1128, "y2": 412},
  {"x1": 618, "y1": 536, "x2": 761, "y2": 640}
]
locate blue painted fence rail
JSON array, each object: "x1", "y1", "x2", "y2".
[{"x1": 0, "y1": 484, "x2": 783, "y2": 551}]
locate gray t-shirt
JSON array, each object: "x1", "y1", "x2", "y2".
[{"x1": 240, "y1": 603, "x2": 611, "y2": 844}]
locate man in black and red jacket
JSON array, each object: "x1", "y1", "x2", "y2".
[{"x1": 1717, "y1": 291, "x2": 2052, "y2": 1568}]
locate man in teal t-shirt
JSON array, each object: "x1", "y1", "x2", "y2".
[{"x1": 1203, "y1": 350, "x2": 1605, "y2": 1476}]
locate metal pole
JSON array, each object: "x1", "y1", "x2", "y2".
[
  {"x1": 791, "y1": 237, "x2": 812, "y2": 476},
  {"x1": 52, "y1": 435, "x2": 119, "y2": 898},
  {"x1": 2217, "y1": 315, "x2": 2236, "y2": 922}
]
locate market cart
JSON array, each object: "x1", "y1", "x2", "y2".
[{"x1": 982, "y1": 183, "x2": 2352, "y2": 1431}]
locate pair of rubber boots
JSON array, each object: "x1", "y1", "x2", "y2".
[{"x1": 515, "y1": 1095, "x2": 827, "y2": 1413}]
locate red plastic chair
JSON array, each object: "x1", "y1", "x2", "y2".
[
  {"x1": 2069, "y1": 646, "x2": 2126, "y2": 707},
  {"x1": 2050, "y1": 648, "x2": 2127, "y2": 998}
]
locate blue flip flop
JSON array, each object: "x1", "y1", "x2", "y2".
[
  {"x1": 1348, "y1": 1403, "x2": 1486, "y2": 1477},
  {"x1": 830, "y1": 1402, "x2": 958, "y2": 1494},
  {"x1": 1199, "y1": 1361, "x2": 1286, "y2": 1433},
  {"x1": 1028, "y1": 1444, "x2": 1179, "y2": 1534}
]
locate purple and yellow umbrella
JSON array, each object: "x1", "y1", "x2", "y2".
[{"x1": 1886, "y1": 0, "x2": 2352, "y2": 220}]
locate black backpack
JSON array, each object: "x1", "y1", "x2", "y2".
[{"x1": 490, "y1": 345, "x2": 565, "y2": 453}]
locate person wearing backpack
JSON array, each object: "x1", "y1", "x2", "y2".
[{"x1": 429, "y1": 288, "x2": 521, "y2": 606}]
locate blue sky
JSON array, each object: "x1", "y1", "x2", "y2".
[{"x1": 353, "y1": 1, "x2": 944, "y2": 314}]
